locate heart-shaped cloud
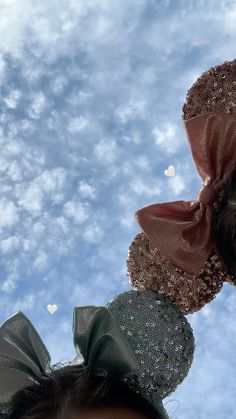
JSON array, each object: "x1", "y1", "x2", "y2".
[
  {"x1": 47, "y1": 304, "x2": 57, "y2": 314},
  {"x1": 164, "y1": 165, "x2": 175, "y2": 176}
]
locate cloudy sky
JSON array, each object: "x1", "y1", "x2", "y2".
[{"x1": 0, "y1": 0, "x2": 236, "y2": 418}]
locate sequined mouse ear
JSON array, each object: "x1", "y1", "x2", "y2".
[
  {"x1": 126, "y1": 232, "x2": 227, "y2": 315},
  {"x1": 105, "y1": 289, "x2": 195, "y2": 404},
  {"x1": 182, "y1": 58, "x2": 236, "y2": 120}
]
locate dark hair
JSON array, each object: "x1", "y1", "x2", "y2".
[
  {"x1": 0, "y1": 361, "x2": 167, "y2": 419},
  {"x1": 212, "y1": 163, "x2": 236, "y2": 279}
]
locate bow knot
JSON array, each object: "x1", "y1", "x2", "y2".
[{"x1": 196, "y1": 183, "x2": 218, "y2": 206}]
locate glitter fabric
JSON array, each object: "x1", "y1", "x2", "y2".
[
  {"x1": 182, "y1": 59, "x2": 236, "y2": 120},
  {"x1": 105, "y1": 289, "x2": 195, "y2": 402},
  {"x1": 126, "y1": 232, "x2": 236, "y2": 315}
]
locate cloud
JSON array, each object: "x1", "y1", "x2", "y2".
[{"x1": 0, "y1": 198, "x2": 20, "y2": 229}]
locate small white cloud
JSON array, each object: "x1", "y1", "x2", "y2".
[
  {"x1": 116, "y1": 191, "x2": 136, "y2": 207},
  {"x1": 93, "y1": 139, "x2": 119, "y2": 164},
  {"x1": 18, "y1": 119, "x2": 35, "y2": 136},
  {"x1": 35, "y1": 168, "x2": 67, "y2": 194},
  {"x1": 67, "y1": 116, "x2": 89, "y2": 133},
  {"x1": 134, "y1": 156, "x2": 149, "y2": 170},
  {"x1": 17, "y1": 168, "x2": 66, "y2": 214},
  {"x1": 82, "y1": 221, "x2": 104, "y2": 243},
  {"x1": 0, "y1": 198, "x2": 20, "y2": 229},
  {"x1": 50, "y1": 75, "x2": 68, "y2": 95},
  {"x1": 169, "y1": 173, "x2": 187, "y2": 195},
  {"x1": 62, "y1": 200, "x2": 90, "y2": 224},
  {"x1": 152, "y1": 123, "x2": 179, "y2": 154},
  {"x1": 129, "y1": 177, "x2": 161, "y2": 197},
  {"x1": 32, "y1": 220, "x2": 46, "y2": 239},
  {"x1": 52, "y1": 215, "x2": 70, "y2": 234},
  {"x1": 6, "y1": 159, "x2": 23, "y2": 181},
  {"x1": 118, "y1": 211, "x2": 135, "y2": 229},
  {"x1": 28, "y1": 91, "x2": 47, "y2": 119},
  {"x1": 201, "y1": 306, "x2": 212, "y2": 317},
  {"x1": 33, "y1": 249, "x2": 49, "y2": 272},
  {"x1": 115, "y1": 97, "x2": 147, "y2": 123},
  {"x1": 77, "y1": 180, "x2": 97, "y2": 199},
  {"x1": 0, "y1": 236, "x2": 21, "y2": 253},
  {"x1": 18, "y1": 184, "x2": 43, "y2": 212},
  {"x1": 13, "y1": 293, "x2": 37, "y2": 312},
  {"x1": 3, "y1": 89, "x2": 22, "y2": 109},
  {"x1": 21, "y1": 238, "x2": 33, "y2": 252},
  {"x1": 1, "y1": 277, "x2": 17, "y2": 293},
  {"x1": 4, "y1": 139, "x2": 25, "y2": 157}
]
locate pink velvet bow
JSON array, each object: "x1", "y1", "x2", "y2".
[{"x1": 135, "y1": 112, "x2": 236, "y2": 277}]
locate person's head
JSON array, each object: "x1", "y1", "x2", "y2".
[
  {"x1": 0, "y1": 361, "x2": 168, "y2": 419},
  {"x1": 71, "y1": 405, "x2": 153, "y2": 419}
]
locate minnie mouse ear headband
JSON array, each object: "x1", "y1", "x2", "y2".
[
  {"x1": 0, "y1": 290, "x2": 195, "y2": 419},
  {"x1": 127, "y1": 59, "x2": 236, "y2": 315}
]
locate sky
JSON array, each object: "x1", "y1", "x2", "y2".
[{"x1": 0, "y1": 0, "x2": 236, "y2": 418}]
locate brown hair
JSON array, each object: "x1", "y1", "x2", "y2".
[
  {"x1": 212, "y1": 164, "x2": 236, "y2": 279},
  {"x1": 0, "y1": 361, "x2": 167, "y2": 419}
]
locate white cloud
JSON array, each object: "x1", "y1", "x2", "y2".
[
  {"x1": 128, "y1": 177, "x2": 162, "y2": 197},
  {"x1": 3, "y1": 88, "x2": 22, "y2": 109},
  {"x1": 6, "y1": 160, "x2": 23, "y2": 181},
  {"x1": 93, "y1": 139, "x2": 119, "y2": 164},
  {"x1": 82, "y1": 221, "x2": 104, "y2": 243},
  {"x1": 77, "y1": 180, "x2": 97, "y2": 199},
  {"x1": 28, "y1": 91, "x2": 48, "y2": 119},
  {"x1": 18, "y1": 183, "x2": 44, "y2": 212},
  {"x1": 152, "y1": 123, "x2": 179, "y2": 154},
  {"x1": 62, "y1": 200, "x2": 90, "y2": 224},
  {"x1": 35, "y1": 168, "x2": 67, "y2": 194},
  {"x1": 1, "y1": 278, "x2": 16, "y2": 293},
  {"x1": 114, "y1": 97, "x2": 148, "y2": 123},
  {"x1": 17, "y1": 168, "x2": 67, "y2": 213},
  {"x1": 67, "y1": 116, "x2": 89, "y2": 133},
  {"x1": 0, "y1": 236, "x2": 21, "y2": 253},
  {"x1": 0, "y1": 198, "x2": 20, "y2": 229},
  {"x1": 32, "y1": 249, "x2": 49, "y2": 272},
  {"x1": 49, "y1": 75, "x2": 68, "y2": 95}
]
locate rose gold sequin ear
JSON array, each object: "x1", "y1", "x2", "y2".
[
  {"x1": 182, "y1": 59, "x2": 236, "y2": 120},
  {"x1": 126, "y1": 232, "x2": 227, "y2": 315}
]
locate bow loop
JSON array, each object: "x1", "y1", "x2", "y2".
[
  {"x1": 72, "y1": 306, "x2": 140, "y2": 379},
  {"x1": 0, "y1": 311, "x2": 51, "y2": 404}
]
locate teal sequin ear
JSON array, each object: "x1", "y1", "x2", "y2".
[{"x1": 105, "y1": 289, "x2": 195, "y2": 404}]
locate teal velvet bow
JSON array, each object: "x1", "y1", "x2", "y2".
[{"x1": 0, "y1": 307, "x2": 168, "y2": 418}]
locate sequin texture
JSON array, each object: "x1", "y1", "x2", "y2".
[
  {"x1": 126, "y1": 232, "x2": 234, "y2": 315},
  {"x1": 105, "y1": 289, "x2": 195, "y2": 402},
  {"x1": 182, "y1": 59, "x2": 236, "y2": 120}
]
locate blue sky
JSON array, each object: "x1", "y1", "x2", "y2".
[{"x1": 0, "y1": 0, "x2": 236, "y2": 418}]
